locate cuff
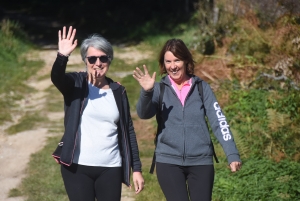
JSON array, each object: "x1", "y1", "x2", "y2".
[{"x1": 227, "y1": 154, "x2": 241, "y2": 164}]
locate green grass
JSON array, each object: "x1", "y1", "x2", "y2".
[
  {"x1": 5, "y1": 112, "x2": 49, "y2": 135},
  {"x1": 44, "y1": 85, "x2": 64, "y2": 112},
  {"x1": 213, "y1": 158, "x2": 300, "y2": 201},
  {"x1": 0, "y1": 19, "x2": 43, "y2": 126}
]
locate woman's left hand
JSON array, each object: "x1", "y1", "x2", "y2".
[
  {"x1": 229, "y1": 161, "x2": 242, "y2": 172},
  {"x1": 132, "y1": 172, "x2": 144, "y2": 194}
]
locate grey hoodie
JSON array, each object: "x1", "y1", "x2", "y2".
[{"x1": 136, "y1": 75, "x2": 241, "y2": 166}]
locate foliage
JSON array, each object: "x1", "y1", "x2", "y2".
[
  {"x1": 0, "y1": 19, "x2": 43, "y2": 126},
  {"x1": 218, "y1": 86, "x2": 300, "y2": 162},
  {"x1": 213, "y1": 158, "x2": 300, "y2": 201},
  {"x1": 2, "y1": 0, "x2": 199, "y2": 43}
]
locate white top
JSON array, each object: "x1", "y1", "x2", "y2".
[{"x1": 73, "y1": 82, "x2": 122, "y2": 167}]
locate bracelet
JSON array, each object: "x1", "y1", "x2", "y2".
[{"x1": 57, "y1": 51, "x2": 70, "y2": 57}]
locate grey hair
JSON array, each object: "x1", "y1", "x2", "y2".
[{"x1": 80, "y1": 34, "x2": 114, "y2": 64}]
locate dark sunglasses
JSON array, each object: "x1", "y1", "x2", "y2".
[{"x1": 86, "y1": 55, "x2": 110, "y2": 64}]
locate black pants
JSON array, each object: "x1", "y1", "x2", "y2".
[
  {"x1": 61, "y1": 164, "x2": 122, "y2": 201},
  {"x1": 156, "y1": 162, "x2": 214, "y2": 201}
]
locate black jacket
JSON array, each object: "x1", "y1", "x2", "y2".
[{"x1": 51, "y1": 54, "x2": 141, "y2": 186}]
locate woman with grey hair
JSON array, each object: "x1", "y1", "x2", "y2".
[{"x1": 51, "y1": 26, "x2": 144, "y2": 201}]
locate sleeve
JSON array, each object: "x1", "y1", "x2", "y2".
[
  {"x1": 122, "y1": 88, "x2": 142, "y2": 172},
  {"x1": 202, "y1": 81, "x2": 241, "y2": 164},
  {"x1": 136, "y1": 82, "x2": 160, "y2": 119},
  {"x1": 51, "y1": 53, "x2": 75, "y2": 95}
]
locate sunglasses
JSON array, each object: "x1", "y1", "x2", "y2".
[{"x1": 86, "y1": 55, "x2": 110, "y2": 64}]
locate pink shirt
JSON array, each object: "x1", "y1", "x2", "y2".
[{"x1": 168, "y1": 75, "x2": 192, "y2": 106}]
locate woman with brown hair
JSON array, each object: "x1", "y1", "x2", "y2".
[{"x1": 133, "y1": 38, "x2": 241, "y2": 201}]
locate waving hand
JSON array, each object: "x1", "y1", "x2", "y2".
[
  {"x1": 133, "y1": 65, "x2": 156, "y2": 91},
  {"x1": 58, "y1": 26, "x2": 77, "y2": 56}
]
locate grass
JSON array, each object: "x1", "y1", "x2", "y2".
[
  {"x1": 0, "y1": 20, "x2": 43, "y2": 127},
  {"x1": 5, "y1": 112, "x2": 49, "y2": 135},
  {"x1": 44, "y1": 85, "x2": 64, "y2": 112}
]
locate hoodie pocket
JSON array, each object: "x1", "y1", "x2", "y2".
[
  {"x1": 184, "y1": 124, "x2": 212, "y2": 157},
  {"x1": 159, "y1": 125, "x2": 184, "y2": 156}
]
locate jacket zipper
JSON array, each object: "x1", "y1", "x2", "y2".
[
  {"x1": 181, "y1": 82, "x2": 197, "y2": 165},
  {"x1": 69, "y1": 78, "x2": 88, "y2": 165}
]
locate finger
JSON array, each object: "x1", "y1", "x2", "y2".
[
  {"x1": 134, "y1": 180, "x2": 138, "y2": 192},
  {"x1": 92, "y1": 72, "x2": 96, "y2": 85},
  {"x1": 230, "y1": 163, "x2": 238, "y2": 172},
  {"x1": 72, "y1": 39, "x2": 78, "y2": 48},
  {"x1": 132, "y1": 74, "x2": 140, "y2": 81},
  {"x1": 58, "y1": 30, "x2": 62, "y2": 41},
  {"x1": 133, "y1": 70, "x2": 142, "y2": 79},
  {"x1": 70, "y1": 28, "x2": 76, "y2": 41},
  {"x1": 89, "y1": 72, "x2": 93, "y2": 83},
  {"x1": 230, "y1": 165, "x2": 235, "y2": 172},
  {"x1": 143, "y1": 65, "x2": 149, "y2": 75},
  {"x1": 137, "y1": 180, "x2": 144, "y2": 193},
  {"x1": 135, "y1": 183, "x2": 142, "y2": 194},
  {"x1": 62, "y1": 26, "x2": 66, "y2": 39},
  {"x1": 135, "y1": 67, "x2": 144, "y2": 76},
  {"x1": 67, "y1": 26, "x2": 72, "y2": 40}
]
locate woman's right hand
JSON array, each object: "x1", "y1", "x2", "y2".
[
  {"x1": 133, "y1": 65, "x2": 156, "y2": 91},
  {"x1": 58, "y1": 26, "x2": 77, "y2": 56}
]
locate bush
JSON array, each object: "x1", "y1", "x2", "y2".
[{"x1": 213, "y1": 158, "x2": 300, "y2": 201}]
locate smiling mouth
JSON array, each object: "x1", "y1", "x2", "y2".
[
  {"x1": 170, "y1": 69, "x2": 179, "y2": 74},
  {"x1": 94, "y1": 67, "x2": 104, "y2": 71}
]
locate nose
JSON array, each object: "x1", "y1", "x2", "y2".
[
  {"x1": 95, "y1": 57, "x2": 101, "y2": 66},
  {"x1": 170, "y1": 61, "x2": 177, "y2": 68}
]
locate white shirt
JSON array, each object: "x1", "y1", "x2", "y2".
[{"x1": 73, "y1": 82, "x2": 122, "y2": 167}]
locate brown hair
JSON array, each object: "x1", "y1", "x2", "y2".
[{"x1": 158, "y1": 39, "x2": 195, "y2": 75}]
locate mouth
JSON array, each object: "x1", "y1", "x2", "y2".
[
  {"x1": 170, "y1": 69, "x2": 179, "y2": 74},
  {"x1": 93, "y1": 67, "x2": 104, "y2": 71}
]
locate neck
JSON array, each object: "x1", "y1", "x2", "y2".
[{"x1": 170, "y1": 75, "x2": 190, "y2": 86}]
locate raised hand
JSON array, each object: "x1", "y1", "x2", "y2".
[
  {"x1": 133, "y1": 65, "x2": 156, "y2": 91},
  {"x1": 58, "y1": 26, "x2": 77, "y2": 56}
]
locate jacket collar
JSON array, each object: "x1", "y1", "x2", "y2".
[{"x1": 161, "y1": 74, "x2": 203, "y2": 86}]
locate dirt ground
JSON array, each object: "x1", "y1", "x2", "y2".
[{"x1": 0, "y1": 49, "x2": 149, "y2": 201}]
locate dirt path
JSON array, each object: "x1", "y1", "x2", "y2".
[{"x1": 0, "y1": 49, "x2": 142, "y2": 201}]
